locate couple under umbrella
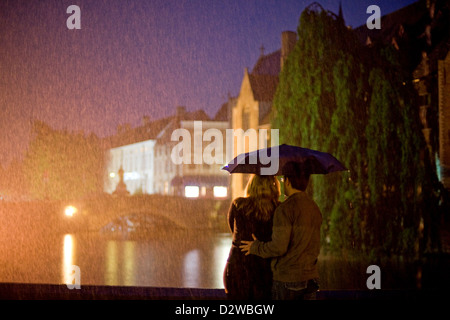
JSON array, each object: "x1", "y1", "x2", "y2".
[{"x1": 222, "y1": 144, "x2": 347, "y2": 300}]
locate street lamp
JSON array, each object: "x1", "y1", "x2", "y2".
[{"x1": 64, "y1": 205, "x2": 78, "y2": 217}]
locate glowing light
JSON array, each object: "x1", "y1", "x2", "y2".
[
  {"x1": 213, "y1": 186, "x2": 227, "y2": 198},
  {"x1": 109, "y1": 172, "x2": 116, "y2": 178},
  {"x1": 62, "y1": 234, "x2": 75, "y2": 285},
  {"x1": 185, "y1": 186, "x2": 199, "y2": 198},
  {"x1": 64, "y1": 205, "x2": 78, "y2": 217}
]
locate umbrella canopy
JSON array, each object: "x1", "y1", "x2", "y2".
[{"x1": 221, "y1": 144, "x2": 348, "y2": 176}]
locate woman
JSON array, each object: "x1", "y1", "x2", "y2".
[{"x1": 223, "y1": 174, "x2": 280, "y2": 300}]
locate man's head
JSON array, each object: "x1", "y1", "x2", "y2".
[{"x1": 282, "y1": 161, "x2": 310, "y2": 195}]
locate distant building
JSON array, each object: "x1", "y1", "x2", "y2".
[
  {"x1": 154, "y1": 106, "x2": 230, "y2": 198},
  {"x1": 354, "y1": 0, "x2": 450, "y2": 189},
  {"x1": 104, "y1": 106, "x2": 231, "y2": 198},
  {"x1": 104, "y1": 116, "x2": 170, "y2": 195},
  {"x1": 231, "y1": 31, "x2": 296, "y2": 199}
]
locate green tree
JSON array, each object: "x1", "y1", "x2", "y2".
[
  {"x1": 272, "y1": 4, "x2": 432, "y2": 257},
  {"x1": 23, "y1": 121, "x2": 105, "y2": 200},
  {"x1": 366, "y1": 47, "x2": 426, "y2": 256},
  {"x1": 273, "y1": 4, "x2": 369, "y2": 254}
]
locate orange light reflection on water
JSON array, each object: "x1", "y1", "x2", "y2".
[{"x1": 62, "y1": 234, "x2": 75, "y2": 285}]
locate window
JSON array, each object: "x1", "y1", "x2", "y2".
[
  {"x1": 213, "y1": 186, "x2": 227, "y2": 198},
  {"x1": 184, "y1": 186, "x2": 199, "y2": 198}
]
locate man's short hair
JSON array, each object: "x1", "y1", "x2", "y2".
[{"x1": 282, "y1": 161, "x2": 310, "y2": 191}]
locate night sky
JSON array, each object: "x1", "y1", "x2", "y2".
[{"x1": 0, "y1": 0, "x2": 417, "y2": 165}]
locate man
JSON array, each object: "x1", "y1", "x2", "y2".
[{"x1": 240, "y1": 161, "x2": 322, "y2": 300}]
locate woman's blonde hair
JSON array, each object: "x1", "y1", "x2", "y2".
[{"x1": 243, "y1": 174, "x2": 280, "y2": 221}]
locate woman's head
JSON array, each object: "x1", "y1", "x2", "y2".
[
  {"x1": 243, "y1": 175, "x2": 280, "y2": 221},
  {"x1": 245, "y1": 174, "x2": 281, "y2": 201}
]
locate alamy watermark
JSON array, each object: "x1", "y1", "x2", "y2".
[
  {"x1": 366, "y1": 5, "x2": 381, "y2": 30},
  {"x1": 66, "y1": 264, "x2": 81, "y2": 290},
  {"x1": 170, "y1": 121, "x2": 280, "y2": 175},
  {"x1": 366, "y1": 265, "x2": 381, "y2": 289},
  {"x1": 66, "y1": 5, "x2": 81, "y2": 30},
  {"x1": 66, "y1": 5, "x2": 381, "y2": 31}
]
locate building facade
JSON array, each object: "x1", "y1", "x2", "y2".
[
  {"x1": 154, "y1": 106, "x2": 230, "y2": 198},
  {"x1": 104, "y1": 106, "x2": 231, "y2": 198},
  {"x1": 230, "y1": 31, "x2": 296, "y2": 199},
  {"x1": 355, "y1": 0, "x2": 450, "y2": 190},
  {"x1": 104, "y1": 139, "x2": 156, "y2": 195}
]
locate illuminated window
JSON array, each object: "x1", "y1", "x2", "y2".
[
  {"x1": 213, "y1": 186, "x2": 227, "y2": 198},
  {"x1": 185, "y1": 186, "x2": 199, "y2": 198}
]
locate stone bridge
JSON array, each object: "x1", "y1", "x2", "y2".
[{"x1": 81, "y1": 195, "x2": 230, "y2": 232}]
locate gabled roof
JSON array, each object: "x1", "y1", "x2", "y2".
[
  {"x1": 180, "y1": 109, "x2": 210, "y2": 121},
  {"x1": 251, "y1": 50, "x2": 281, "y2": 76},
  {"x1": 213, "y1": 102, "x2": 229, "y2": 121},
  {"x1": 213, "y1": 98, "x2": 236, "y2": 121},
  {"x1": 107, "y1": 116, "x2": 172, "y2": 148},
  {"x1": 246, "y1": 47, "x2": 281, "y2": 103},
  {"x1": 107, "y1": 109, "x2": 211, "y2": 148},
  {"x1": 155, "y1": 109, "x2": 214, "y2": 143},
  {"x1": 233, "y1": 49, "x2": 281, "y2": 129},
  {"x1": 248, "y1": 73, "x2": 279, "y2": 102}
]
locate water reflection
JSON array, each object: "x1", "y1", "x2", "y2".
[
  {"x1": 62, "y1": 234, "x2": 75, "y2": 285},
  {"x1": 123, "y1": 241, "x2": 136, "y2": 285},
  {"x1": 183, "y1": 249, "x2": 200, "y2": 287},
  {"x1": 0, "y1": 228, "x2": 431, "y2": 290},
  {"x1": 105, "y1": 240, "x2": 138, "y2": 286},
  {"x1": 181, "y1": 235, "x2": 231, "y2": 288},
  {"x1": 212, "y1": 235, "x2": 231, "y2": 289},
  {"x1": 58, "y1": 231, "x2": 233, "y2": 288},
  {"x1": 105, "y1": 241, "x2": 118, "y2": 285},
  {"x1": 1, "y1": 206, "x2": 441, "y2": 291}
]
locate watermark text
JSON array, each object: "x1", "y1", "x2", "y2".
[
  {"x1": 366, "y1": 5, "x2": 381, "y2": 30},
  {"x1": 170, "y1": 121, "x2": 280, "y2": 175}
]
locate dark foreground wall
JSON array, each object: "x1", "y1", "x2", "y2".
[
  {"x1": 0, "y1": 283, "x2": 225, "y2": 300},
  {"x1": 0, "y1": 283, "x2": 446, "y2": 300}
]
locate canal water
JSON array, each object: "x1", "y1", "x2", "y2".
[
  {"x1": 0, "y1": 227, "x2": 430, "y2": 291},
  {"x1": 0, "y1": 229, "x2": 231, "y2": 289}
]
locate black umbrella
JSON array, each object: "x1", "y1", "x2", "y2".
[{"x1": 221, "y1": 144, "x2": 348, "y2": 176}]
